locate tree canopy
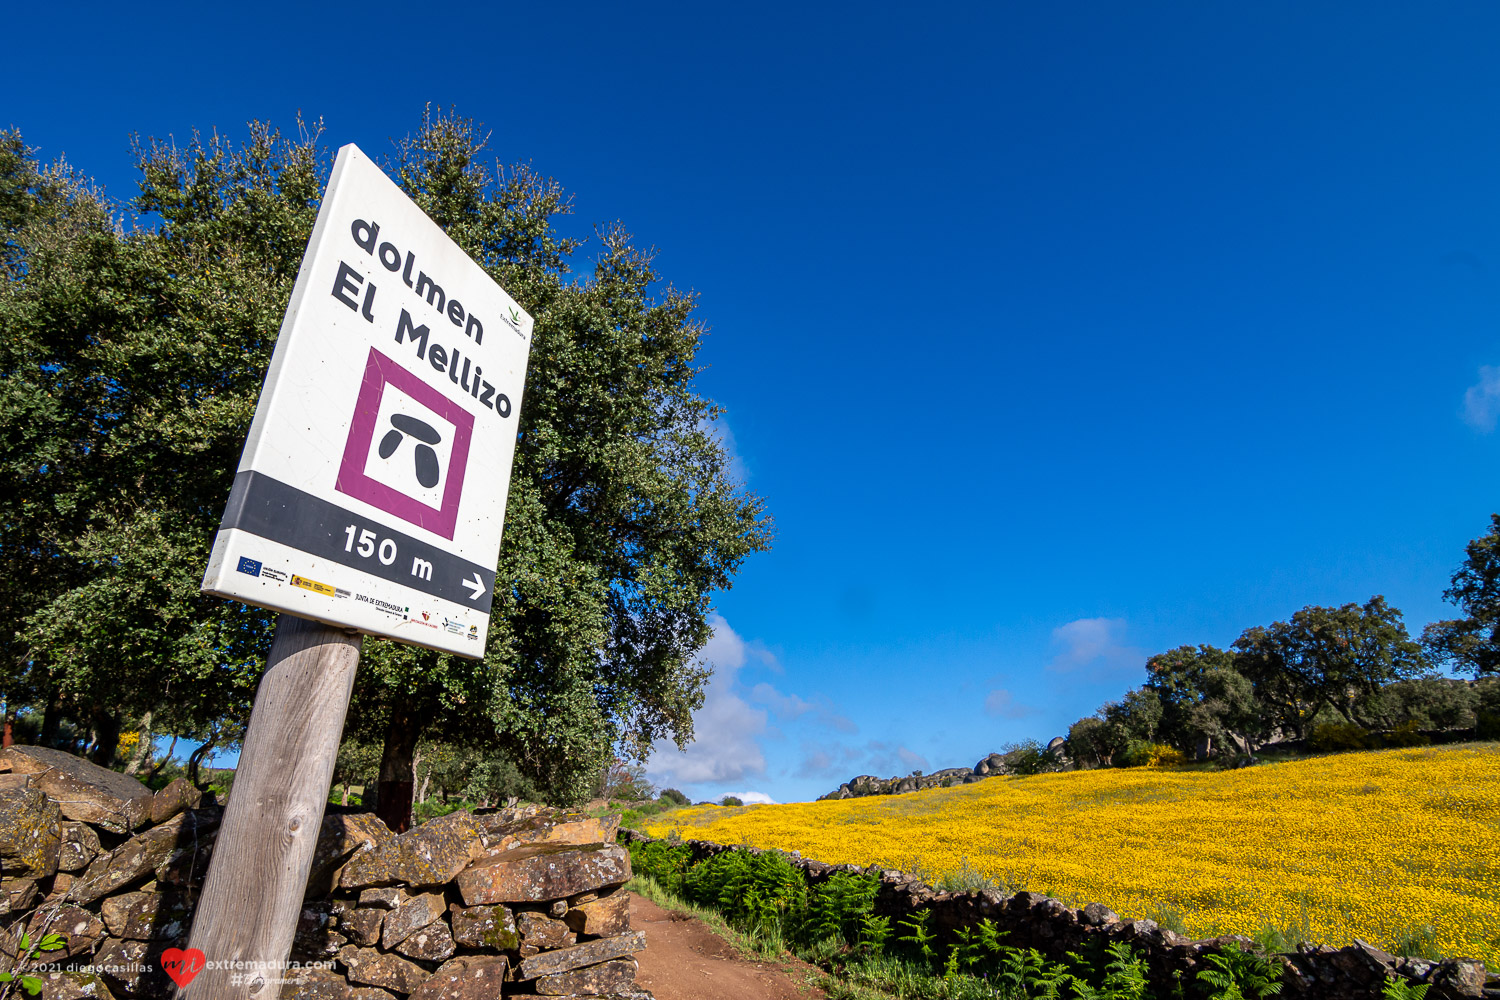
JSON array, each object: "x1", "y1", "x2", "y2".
[
  {"x1": 1067, "y1": 594, "x2": 1441, "y2": 765},
  {"x1": 1233, "y1": 596, "x2": 1427, "y2": 736},
  {"x1": 0, "y1": 111, "x2": 772, "y2": 815},
  {"x1": 1424, "y1": 513, "x2": 1500, "y2": 678}
]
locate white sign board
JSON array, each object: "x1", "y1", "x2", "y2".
[{"x1": 202, "y1": 144, "x2": 533, "y2": 658}]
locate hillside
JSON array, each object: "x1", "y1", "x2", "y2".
[{"x1": 640, "y1": 744, "x2": 1500, "y2": 968}]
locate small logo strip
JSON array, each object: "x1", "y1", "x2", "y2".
[
  {"x1": 291, "y1": 574, "x2": 337, "y2": 598},
  {"x1": 236, "y1": 557, "x2": 263, "y2": 577}
]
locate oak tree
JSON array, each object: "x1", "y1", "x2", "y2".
[
  {"x1": 0, "y1": 111, "x2": 771, "y2": 821},
  {"x1": 1233, "y1": 596, "x2": 1427, "y2": 737},
  {"x1": 1423, "y1": 514, "x2": 1500, "y2": 678}
]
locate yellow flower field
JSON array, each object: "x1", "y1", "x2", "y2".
[{"x1": 641, "y1": 745, "x2": 1500, "y2": 967}]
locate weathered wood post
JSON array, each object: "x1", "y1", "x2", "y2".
[{"x1": 181, "y1": 615, "x2": 360, "y2": 1000}]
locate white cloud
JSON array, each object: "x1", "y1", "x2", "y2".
[
  {"x1": 897, "y1": 746, "x2": 929, "y2": 771},
  {"x1": 795, "y1": 739, "x2": 871, "y2": 778},
  {"x1": 750, "y1": 683, "x2": 811, "y2": 718},
  {"x1": 724, "y1": 791, "x2": 777, "y2": 805},
  {"x1": 983, "y1": 688, "x2": 1036, "y2": 719},
  {"x1": 750, "y1": 683, "x2": 858, "y2": 733},
  {"x1": 819, "y1": 705, "x2": 858, "y2": 734},
  {"x1": 1047, "y1": 617, "x2": 1144, "y2": 681},
  {"x1": 646, "y1": 614, "x2": 767, "y2": 786},
  {"x1": 701, "y1": 415, "x2": 750, "y2": 483},
  {"x1": 1464, "y1": 366, "x2": 1500, "y2": 431},
  {"x1": 857, "y1": 740, "x2": 930, "y2": 776},
  {"x1": 797, "y1": 746, "x2": 834, "y2": 777},
  {"x1": 646, "y1": 615, "x2": 858, "y2": 798}
]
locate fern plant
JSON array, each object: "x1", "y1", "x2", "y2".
[
  {"x1": 805, "y1": 871, "x2": 878, "y2": 945},
  {"x1": 859, "y1": 912, "x2": 891, "y2": 954},
  {"x1": 1099, "y1": 941, "x2": 1151, "y2": 1000},
  {"x1": 897, "y1": 908, "x2": 938, "y2": 966},
  {"x1": 994, "y1": 946, "x2": 1069, "y2": 998},
  {"x1": 680, "y1": 848, "x2": 806, "y2": 933},
  {"x1": 627, "y1": 840, "x2": 693, "y2": 896},
  {"x1": 1195, "y1": 943, "x2": 1283, "y2": 1000},
  {"x1": 943, "y1": 944, "x2": 962, "y2": 980},
  {"x1": 1381, "y1": 976, "x2": 1429, "y2": 1000}
]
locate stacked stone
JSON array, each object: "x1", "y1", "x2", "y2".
[
  {"x1": 318, "y1": 808, "x2": 649, "y2": 1000},
  {"x1": 1, "y1": 746, "x2": 652, "y2": 1000},
  {"x1": 1, "y1": 745, "x2": 225, "y2": 999}
]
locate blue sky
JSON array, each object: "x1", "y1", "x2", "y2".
[{"x1": 13, "y1": 3, "x2": 1500, "y2": 802}]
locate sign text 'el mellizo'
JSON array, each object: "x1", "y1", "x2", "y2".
[{"x1": 202, "y1": 144, "x2": 532, "y2": 658}]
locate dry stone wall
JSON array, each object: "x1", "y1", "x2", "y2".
[
  {"x1": 619, "y1": 829, "x2": 1497, "y2": 1000},
  {"x1": 0, "y1": 746, "x2": 653, "y2": 1000}
]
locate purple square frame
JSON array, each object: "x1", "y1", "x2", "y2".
[{"x1": 336, "y1": 348, "x2": 474, "y2": 540}]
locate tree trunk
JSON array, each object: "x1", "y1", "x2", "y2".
[
  {"x1": 188, "y1": 730, "x2": 219, "y2": 791},
  {"x1": 123, "y1": 710, "x2": 153, "y2": 775},
  {"x1": 39, "y1": 696, "x2": 60, "y2": 747},
  {"x1": 90, "y1": 709, "x2": 121, "y2": 768},
  {"x1": 374, "y1": 709, "x2": 421, "y2": 833},
  {"x1": 1, "y1": 703, "x2": 11, "y2": 749},
  {"x1": 148, "y1": 735, "x2": 178, "y2": 782}
]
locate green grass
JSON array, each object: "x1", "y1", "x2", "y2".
[{"x1": 1388, "y1": 924, "x2": 1444, "y2": 962}]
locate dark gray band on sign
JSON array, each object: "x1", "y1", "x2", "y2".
[{"x1": 220, "y1": 471, "x2": 495, "y2": 613}]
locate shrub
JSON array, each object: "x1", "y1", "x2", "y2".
[
  {"x1": 627, "y1": 840, "x2": 693, "y2": 895},
  {"x1": 682, "y1": 848, "x2": 803, "y2": 929},
  {"x1": 659, "y1": 788, "x2": 689, "y2": 806},
  {"x1": 720, "y1": 795, "x2": 744, "y2": 807},
  {"x1": 1196, "y1": 941, "x2": 1284, "y2": 999},
  {"x1": 618, "y1": 803, "x2": 670, "y2": 828},
  {"x1": 1477, "y1": 710, "x2": 1500, "y2": 741},
  {"x1": 804, "y1": 871, "x2": 877, "y2": 945},
  {"x1": 1121, "y1": 741, "x2": 1186, "y2": 767},
  {"x1": 1380, "y1": 720, "x2": 1431, "y2": 748},
  {"x1": 415, "y1": 798, "x2": 476, "y2": 823},
  {"x1": 1307, "y1": 722, "x2": 1371, "y2": 752},
  {"x1": 1477, "y1": 681, "x2": 1500, "y2": 740},
  {"x1": 1000, "y1": 739, "x2": 1047, "y2": 776},
  {"x1": 936, "y1": 857, "x2": 998, "y2": 892}
]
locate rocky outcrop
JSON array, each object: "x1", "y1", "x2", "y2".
[
  {"x1": 618, "y1": 828, "x2": 1493, "y2": 1000},
  {"x1": 821, "y1": 767, "x2": 982, "y2": 800},
  {"x1": 0, "y1": 747, "x2": 653, "y2": 1000},
  {"x1": 820, "y1": 739, "x2": 1074, "y2": 800}
]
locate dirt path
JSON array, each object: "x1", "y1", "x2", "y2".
[{"x1": 629, "y1": 893, "x2": 829, "y2": 1000}]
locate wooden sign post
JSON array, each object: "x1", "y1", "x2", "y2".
[
  {"x1": 181, "y1": 616, "x2": 360, "y2": 1000},
  {"x1": 186, "y1": 144, "x2": 534, "y2": 1000}
]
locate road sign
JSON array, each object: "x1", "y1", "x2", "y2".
[{"x1": 201, "y1": 144, "x2": 533, "y2": 658}]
